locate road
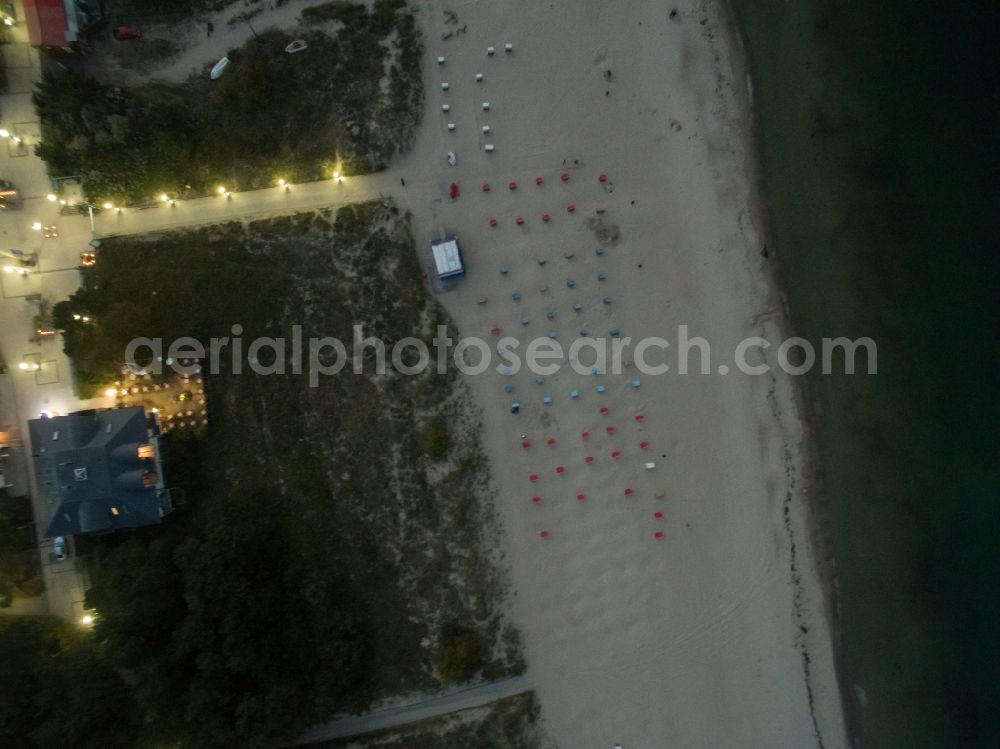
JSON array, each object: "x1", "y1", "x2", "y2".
[{"x1": 290, "y1": 675, "x2": 534, "y2": 745}]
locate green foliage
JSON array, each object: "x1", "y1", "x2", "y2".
[
  {"x1": 60, "y1": 205, "x2": 514, "y2": 746},
  {"x1": 33, "y1": 3, "x2": 423, "y2": 203},
  {"x1": 0, "y1": 496, "x2": 41, "y2": 598},
  {"x1": 421, "y1": 416, "x2": 452, "y2": 459},
  {"x1": 434, "y1": 624, "x2": 488, "y2": 684},
  {"x1": 300, "y1": 0, "x2": 366, "y2": 24},
  {"x1": 0, "y1": 617, "x2": 138, "y2": 748}
]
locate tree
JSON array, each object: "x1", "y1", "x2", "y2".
[{"x1": 0, "y1": 617, "x2": 138, "y2": 748}]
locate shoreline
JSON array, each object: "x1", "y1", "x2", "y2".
[{"x1": 716, "y1": 0, "x2": 854, "y2": 743}]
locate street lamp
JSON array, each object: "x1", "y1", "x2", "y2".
[
  {"x1": 31, "y1": 222, "x2": 41, "y2": 230},
  {"x1": 102, "y1": 201, "x2": 113, "y2": 210},
  {"x1": 46, "y1": 193, "x2": 57, "y2": 202}
]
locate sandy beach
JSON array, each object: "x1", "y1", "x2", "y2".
[{"x1": 390, "y1": 0, "x2": 848, "y2": 745}]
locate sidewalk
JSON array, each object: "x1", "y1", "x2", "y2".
[{"x1": 0, "y1": 2, "x2": 97, "y2": 626}]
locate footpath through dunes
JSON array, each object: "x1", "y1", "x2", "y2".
[{"x1": 391, "y1": 0, "x2": 849, "y2": 746}]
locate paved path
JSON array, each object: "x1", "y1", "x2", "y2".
[{"x1": 290, "y1": 675, "x2": 534, "y2": 745}]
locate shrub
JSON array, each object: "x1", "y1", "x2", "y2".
[
  {"x1": 435, "y1": 624, "x2": 488, "y2": 684},
  {"x1": 422, "y1": 417, "x2": 451, "y2": 459}
]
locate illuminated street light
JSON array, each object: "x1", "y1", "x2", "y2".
[
  {"x1": 159, "y1": 193, "x2": 169, "y2": 202},
  {"x1": 59, "y1": 199, "x2": 67, "y2": 206},
  {"x1": 102, "y1": 201, "x2": 113, "y2": 209},
  {"x1": 72, "y1": 313, "x2": 81, "y2": 320},
  {"x1": 104, "y1": 387, "x2": 118, "y2": 398},
  {"x1": 18, "y1": 362, "x2": 28, "y2": 370},
  {"x1": 332, "y1": 170, "x2": 341, "y2": 181},
  {"x1": 46, "y1": 193, "x2": 56, "y2": 202},
  {"x1": 80, "y1": 614, "x2": 94, "y2": 626},
  {"x1": 217, "y1": 186, "x2": 226, "y2": 195},
  {"x1": 31, "y1": 222, "x2": 41, "y2": 230},
  {"x1": 0, "y1": 129, "x2": 7, "y2": 138},
  {"x1": 277, "y1": 178, "x2": 285, "y2": 186}
]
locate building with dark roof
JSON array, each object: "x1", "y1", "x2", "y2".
[{"x1": 29, "y1": 407, "x2": 173, "y2": 538}]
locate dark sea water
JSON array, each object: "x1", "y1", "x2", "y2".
[{"x1": 731, "y1": 1, "x2": 1000, "y2": 747}]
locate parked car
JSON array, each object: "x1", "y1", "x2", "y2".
[{"x1": 52, "y1": 536, "x2": 67, "y2": 561}]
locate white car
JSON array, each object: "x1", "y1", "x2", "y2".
[
  {"x1": 447, "y1": 151, "x2": 457, "y2": 166},
  {"x1": 52, "y1": 536, "x2": 67, "y2": 561}
]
